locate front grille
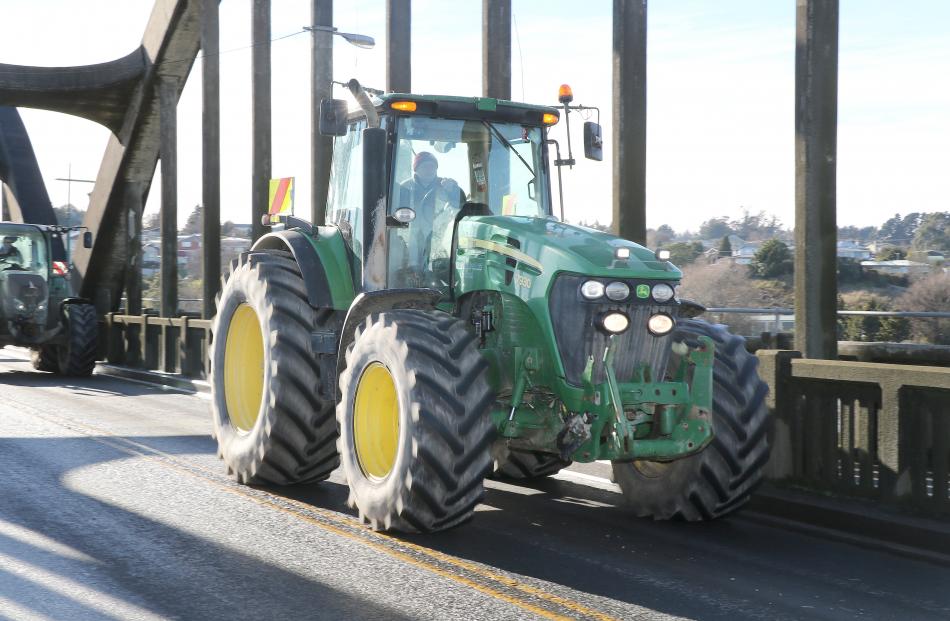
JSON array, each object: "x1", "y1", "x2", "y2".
[{"x1": 548, "y1": 274, "x2": 677, "y2": 386}]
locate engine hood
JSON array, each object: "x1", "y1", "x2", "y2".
[{"x1": 456, "y1": 215, "x2": 681, "y2": 280}]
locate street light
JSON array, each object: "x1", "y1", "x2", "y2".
[
  {"x1": 307, "y1": 20, "x2": 375, "y2": 228},
  {"x1": 303, "y1": 25, "x2": 375, "y2": 49}
]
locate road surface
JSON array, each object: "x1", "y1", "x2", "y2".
[{"x1": 2, "y1": 349, "x2": 949, "y2": 620}]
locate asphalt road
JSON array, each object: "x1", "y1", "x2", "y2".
[{"x1": 2, "y1": 349, "x2": 949, "y2": 621}]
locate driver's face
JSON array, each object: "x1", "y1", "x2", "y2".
[{"x1": 415, "y1": 161, "x2": 438, "y2": 185}]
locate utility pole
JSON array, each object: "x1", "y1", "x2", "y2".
[
  {"x1": 201, "y1": 0, "x2": 221, "y2": 319},
  {"x1": 794, "y1": 0, "x2": 839, "y2": 360},
  {"x1": 387, "y1": 0, "x2": 411, "y2": 93},
  {"x1": 612, "y1": 0, "x2": 648, "y2": 245},
  {"x1": 482, "y1": 0, "x2": 511, "y2": 100},
  {"x1": 311, "y1": 0, "x2": 333, "y2": 226},
  {"x1": 251, "y1": 0, "x2": 272, "y2": 241}
]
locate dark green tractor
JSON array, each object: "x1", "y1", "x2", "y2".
[
  {"x1": 0, "y1": 222, "x2": 98, "y2": 376},
  {"x1": 210, "y1": 84, "x2": 769, "y2": 532}
]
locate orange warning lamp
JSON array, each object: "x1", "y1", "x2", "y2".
[
  {"x1": 558, "y1": 84, "x2": 574, "y2": 104},
  {"x1": 390, "y1": 100, "x2": 417, "y2": 112},
  {"x1": 541, "y1": 112, "x2": 559, "y2": 125}
]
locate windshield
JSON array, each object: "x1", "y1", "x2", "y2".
[
  {"x1": 387, "y1": 116, "x2": 550, "y2": 291},
  {"x1": 0, "y1": 224, "x2": 48, "y2": 279}
]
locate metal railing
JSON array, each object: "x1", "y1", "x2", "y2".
[
  {"x1": 758, "y1": 351, "x2": 950, "y2": 515},
  {"x1": 102, "y1": 313, "x2": 211, "y2": 379},
  {"x1": 704, "y1": 307, "x2": 950, "y2": 339}
]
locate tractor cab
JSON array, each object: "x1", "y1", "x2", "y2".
[
  {"x1": 320, "y1": 91, "x2": 565, "y2": 297},
  {"x1": 0, "y1": 223, "x2": 52, "y2": 339}
]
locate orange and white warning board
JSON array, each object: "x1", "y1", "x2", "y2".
[{"x1": 268, "y1": 177, "x2": 294, "y2": 222}]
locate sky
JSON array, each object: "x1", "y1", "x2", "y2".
[{"x1": 1, "y1": 0, "x2": 948, "y2": 234}]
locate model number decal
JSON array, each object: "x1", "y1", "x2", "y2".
[{"x1": 515, "y1": 274, "x2": 532, "y2": 289}]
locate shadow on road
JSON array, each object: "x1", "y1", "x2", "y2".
[
  {"x1": 0, "y1": 368, "x2": 193, "y2": 399},
  {"x1": 0, "y1": 434, "x2": 407, "y2": 621}
]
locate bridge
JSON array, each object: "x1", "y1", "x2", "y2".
[{"x1": 1, "y1": 1, "x2": 949, "y2": 618}]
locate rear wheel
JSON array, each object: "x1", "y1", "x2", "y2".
[
  {"x1": 56, "y1": 303, "x2": 98, "y2": 376},
  {"x1": 612, "y1": 319, "x2": 770, "y2": 520},
  {"x1": 337, "y1": 309, "x2": 494, "y2": 532},
  {"x1": 493, "y1": 449, "x2": 571, "y2": 480},
  {"x1": 211, "y1": 251, "x2": 339, "y2": 485}
]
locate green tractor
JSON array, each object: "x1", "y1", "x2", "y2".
[
  {"x1": 0, "y1": 222, "x2": 98, "y2": 376},
  {"x1": 210, "y1": 83, "x2": 769, "y2": 532}
]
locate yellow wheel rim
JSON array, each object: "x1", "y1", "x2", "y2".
[
  {"x1": 353, "y1": 363, "x2": 400, "y2": 479},
  {"x1": 223, "y1": 303, "x2": 265, "y2": 432}
]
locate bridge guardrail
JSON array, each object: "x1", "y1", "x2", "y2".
[
  {"x1": 758, "y1": 350, "x2": 950, "y2": 516},
  {"x1": 102, "y1": 313, "x2": 211, "y2": 379}
]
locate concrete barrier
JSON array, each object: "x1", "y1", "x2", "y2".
[{"x1": 758, "y1": 350, "x2": 950, "y2": 516}]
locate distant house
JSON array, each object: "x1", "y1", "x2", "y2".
[
  {"x1": 908, "y1": 250, "x2": 946, "y2": 265},
  {"x1": 836, "y1": 240, "x2": 872, "y2": 261},
  {"x1": 731, "y1": 242, "x2": 761, "y2": 265},
  {"x1": 228, "y1": 224, "x2": 253, "y2": 237},
  {"x1": 142, "y1": 243, "x2": 160, "y2": 278},
  {"x1": 860, "y1": 259, "x2": 931, "y2": 276}
]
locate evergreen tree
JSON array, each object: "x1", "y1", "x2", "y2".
[
  {"x1": 718, "y1": 235, "x2": 733, "y2": 257},
  {"x1": 751, "y1": 239, "x2": 793, "y2": 277}
]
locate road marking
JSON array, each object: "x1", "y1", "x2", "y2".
[{"x1": 12, "y1": 404, "x2": 621, "y2": 621}]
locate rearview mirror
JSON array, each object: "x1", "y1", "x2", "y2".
[
  {"x1": 83, "y1": 231, "x2": 93, "y2": 248},
  {"x1": 583, "y1": 122, "x2": 603, "y2": 161},
  {"x1": 319, "y1": 99, "x2": 349, "y2": 137}
]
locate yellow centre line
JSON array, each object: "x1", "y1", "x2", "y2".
[{"x1": 23, "y1": 409, "x2": 620, "y2": 621}]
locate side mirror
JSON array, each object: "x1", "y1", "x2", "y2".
[
  {"x1": 319, "y1": 98, "x2": 349, "y2": 137},
  {"x1": 583, "y1": 122, "x2": 603, "y2": 161},
  {"x1": 83, "y1": 231, "x2": 93, "y2": 248}
]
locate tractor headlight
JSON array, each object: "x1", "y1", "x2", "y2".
[
  {"x1": 580, "y1": 280, "x2": 605, "y2": 300},
  {"x1": 600, "y1": 312, "x2": 630, "y2": 334},
  {"x1": 605, "y1": 281, "x2": 630, "y2": 301},
  {"x1": 651, "y1": 283, "x2": 675, "y2": 303},
  {"x1": 647, "y1": 313, "x2": 675, "y2": 336},
  {"x1": 14, "y1": 299, "x2": 26, "y2": 312}
]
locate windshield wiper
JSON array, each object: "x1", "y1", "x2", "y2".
[{"x1": 482, "y1": 121, "x2": 535, "y2": 177}]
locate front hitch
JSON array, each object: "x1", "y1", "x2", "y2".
[{"x1": 576, "y1": 334, "x2": 715, "y2": 462}]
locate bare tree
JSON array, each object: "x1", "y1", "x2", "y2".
[{"x1": 898, "y1": 273, "x2": 950, "y2": 344}]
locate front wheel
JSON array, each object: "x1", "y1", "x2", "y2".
[
  {"x1": 337, "y1": 309, "x2": 494, "y2": 533},
  {"x1": 612, "y1": 319, "x2": 770, "y2": 520}
]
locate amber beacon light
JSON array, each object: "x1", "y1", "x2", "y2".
[
  {"x1": 558, "y1": 84, "x2": 574, "y2": 104},
  {"x1": 390, "y1": 100, "x2": 417, "y2": 112}
]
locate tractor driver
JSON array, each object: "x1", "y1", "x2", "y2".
[
  {"x1": 397, "y1": 151, "x2": 465, "y2": 216},
  {"x1": 0, "y1": 236, "x2": 23, "y2": 265},
  {"x1": 395, "y1": 152, "x2": 466, "y2": 281}
]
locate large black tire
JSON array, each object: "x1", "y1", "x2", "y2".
[
  {"x1": 30, "y1": 346, "x2": 57, "y2": 372},
  {"x1": 56, "y1": 303, "x2": 98, "y2": 376},
  {"x1": 612, "y1": 319, "x2": 770, "y2": 520},
  {"x1": 337, "y1": 309, "x2": 494, "y2": 533},
  {"x1": 493, "y1": 449, "x2": 571, "y2": 480},
  {"x1": 210, "y1": 251, "x2": 339, "y2": 485}
]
